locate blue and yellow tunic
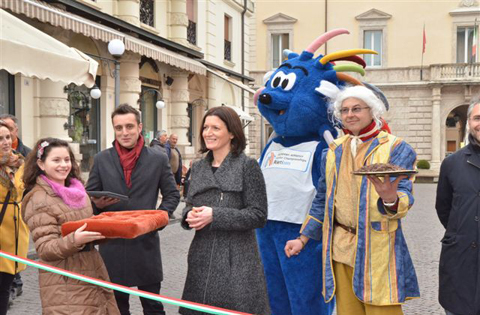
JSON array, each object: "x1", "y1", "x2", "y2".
[{"x1": 301, "y1": 131, "x2": 420, "y2": 306}]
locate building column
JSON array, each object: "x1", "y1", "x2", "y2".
[
  {"x1": 119, "y1": 52, "x2": 142, "y2": 109},
  {"x1": 100, "y1": 70, "x2": 116, "y2": 149},
  {"x1": 430, "y1": 86, "x2": 442, "y2": 170},
  {"x1": 169, "y1": 70, "x2": 190, "y2": 146},
  {"x1": 37, "y1": 80, "x2": 82, "y2": 159},
  {"x1": 117, "y1": 0, "x2": 140, "y2": 26},
  {"x1": 38, "y1": 80, "x2": 71, "y2": 141},
  {"x1": 207, "y1": 73, "x2": 219, "y2": 109},
  {"x1": 169, "y1": 0, "x2": 188, "y2": 46}
]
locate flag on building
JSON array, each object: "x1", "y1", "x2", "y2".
[
  {"x1": 423, "y1": 24, "x2": 427, "y2": 54},
  {"x1": 473, "y1": 19, "x2": 478, "y2": 60}
]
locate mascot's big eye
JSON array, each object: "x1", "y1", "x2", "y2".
[
  {"x1": 282, "y1": 73, "x2": 296, "y2": 91},
  {"x1": 271, "y1": 72, "x2": 284, "y2": 88}
]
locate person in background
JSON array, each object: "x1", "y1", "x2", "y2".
[
  {"x1": 165, "y1": 133, "x2": 182, "y2": 219},
  {"x1": 285, "y1": 86, "x2": 419, "y2": 315},
  {"x1": 165, "y1": 134, "x2": 182, "y2": 186},
  {"x1": 149, "y1": 130, "x2": 168, "y2": 156},
  {"x1": 0, "y1": 120, "x2": 29, "y2": 315},
  {"x1": 0, "y1": 114, "x2": 30, "y2": 306},
  {"x1": 180, "y1": 106, "x2": 270, "y2": 315},
  {"x1": 22, "y1": 138, "x2": 119, "y2": 314},
  {"x1": 0, "y1": 114, "x2": 31, "y2": 158},
  {"x1": 436, "y1": 97, "x2": 480, "y2": 315},
  {"x1": 87, "y1": 104, "x2": 180, "y2": 315}
]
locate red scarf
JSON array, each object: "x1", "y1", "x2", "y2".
[
  {"x1": 114, "y1": 135, "x2": 145, "y2": 188},
  {"x1": 342, "y1": 120, "x2": 381, "y2": 142},
  {"x1": 12, "y1": 138, "x2": 18, "y2": 150}
]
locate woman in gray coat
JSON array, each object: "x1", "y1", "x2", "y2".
[{"x1": 180, "y1": 106, "x2": 270, "y2": 315}]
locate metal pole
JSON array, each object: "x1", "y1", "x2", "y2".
[
  {"x1": 115, "y1": 61, "x2": 120, "y2": 108},
  {"x1": 260, "y1": 116, "x2": 264, "y2": 153}
]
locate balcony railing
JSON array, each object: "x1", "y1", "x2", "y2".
[
  {"x1": 430, "y1": 63, "x2": 480, "y2": 81},
  {"x1": 140, "y1": 0, "x2": 154, "y2": 27},
  {"x1": 224, "y1": 40, "x2": 231, "y2": 61},
  {"x1": 187, "y1": 20, "x2": 196, "y2": 45}
]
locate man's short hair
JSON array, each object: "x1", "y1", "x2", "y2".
[
  {"x1": 111, "y1": 104, "x2": 141, "y2": 125},
  {"x1": 467, "y1": 96, "x2": 480, "y2": 119},
  {"x1": 0, "y1": 114, "x2": 18, "y2": 125},
  {"x1": 156, "y1": 130, "x2": 167, "y2": 138}
]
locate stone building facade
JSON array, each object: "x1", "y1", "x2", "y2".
[
  {"x1": 249, "y1": 0, "x2": 480, "y2": 170},
  {"x1": 1, "y1": 0, "x2": 256, "y2": 176}
]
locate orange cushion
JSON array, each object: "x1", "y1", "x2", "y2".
[{"x1": 61, "y1": 210, "x2": 169, "y2": 239}]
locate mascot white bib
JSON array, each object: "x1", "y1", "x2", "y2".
[{"x1": 261, "y1": 141, "x2": 318, "y2": 223}]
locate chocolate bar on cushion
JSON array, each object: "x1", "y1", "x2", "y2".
[{"x1": 61, "y1": 210, "x2": 169, "y2": 239}]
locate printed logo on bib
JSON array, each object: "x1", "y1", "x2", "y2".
[{"x1": 263, "y1": 149, "x2": 312, "y2": 172}]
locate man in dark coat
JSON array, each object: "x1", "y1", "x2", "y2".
[
  {"x1": 436, "y1": 97, "x2": 480, "y2": 315},
  {"x1": 87, "y1": 104, "x2": 180, "y2": 315},
  {"x1": 150, "y1": 130, "x2": 168, "y2": 156}
]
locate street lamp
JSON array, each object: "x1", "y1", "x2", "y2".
[
  {"x1": 89, "y1": 85, "x2": 101, "y2": 99},
  {"x1": 108, "y1": 39, "x2": 125, "y2": 57},
  {"x1": 107, "y1": 39, "x2": 125, "y2": 107},
  {"x1": 84, "y1": 39, "x2": 125, "y2": 108},
  {"x1": 140, "y1": 89, "x2": 165, "y2": 109}
]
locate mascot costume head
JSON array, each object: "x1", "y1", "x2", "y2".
[{"x1": 254, "y1": 28, "x2": 379, "y2": 143}]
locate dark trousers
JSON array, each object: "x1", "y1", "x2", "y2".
[
  {"x1": 114, "y1": 282, "x2": 165, "y2": 315},
  {"x1": 0, "y1": 272, "x2": 14, "y2": 315}
]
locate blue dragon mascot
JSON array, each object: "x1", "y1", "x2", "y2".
[{"x1": 255, "y1": 29, "x2": 377, "y2": 315}]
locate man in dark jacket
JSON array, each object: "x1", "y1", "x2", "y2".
[
  {"x1": 87, "y1": 104, "x2": 180, "y2": 315},
  {"x1": 436, "y1": 97, "x2": 480, "y2": 315},
  {"x1": 149, "y1": 130, "x2": 168, "y2": 156}
]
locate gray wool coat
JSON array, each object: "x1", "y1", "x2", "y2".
[
  {"x1": 86, "y1": 145, "x2": 180, "y2": 287},
  {"x1": 180, "y1": 152, "x2": 270, "y2": 315}
]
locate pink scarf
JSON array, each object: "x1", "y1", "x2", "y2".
[{"x1": 40, "y1": 175, "x2": 87, "y2": 209}]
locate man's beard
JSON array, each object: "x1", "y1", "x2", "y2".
[{"x1": 469, "y1": 130, "x2": 480, "y2": 146}]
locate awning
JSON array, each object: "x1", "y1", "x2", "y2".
[
  {"x1": 0, "y1": 0, "x2": 206, "y2": 76},
  {"x1": 207, "y1": 68, "x2": 256, "y2": 94},
  {"x1": 125, "y1": 37, "x2": 206, "y2": 76},
  {"x1": 0, "y1": 8, "x2": 98, "y2": 87},
  {"x1": 224, "y1": 105, "x2": 254, "y2": 121}
]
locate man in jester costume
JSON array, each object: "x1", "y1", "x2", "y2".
[{"x1": 255, "y1": 29, "x2": 377, "y2": 315}]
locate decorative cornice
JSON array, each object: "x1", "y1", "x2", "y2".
[
  {"x1": 449, "y1": 6, "x2": 480, "y2": 16},
  {"x1": 459, "y1": 0, "x2": 479, "y2": 7},
  {"x1": 356, "y1": 8, "x2": 392, "y2": 21},
  {"x1": 263, "y1": 13, "x2": 297, "y2": 25}
]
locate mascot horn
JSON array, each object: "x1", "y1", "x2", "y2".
[{"x1": 255, "y1": 28, "x2": 377, "y2": 315}]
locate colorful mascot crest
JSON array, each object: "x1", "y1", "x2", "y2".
[{"x1": 255, "y1": 29, "x2": 377, "y2": 315}]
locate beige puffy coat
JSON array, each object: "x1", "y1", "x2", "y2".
[{"x1": 22, "y1": 177, "x2": 119, "y2": 315}]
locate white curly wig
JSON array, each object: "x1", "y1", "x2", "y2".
[{"x1": 330, "y1": 85, "x2": 386, "y2": 129}]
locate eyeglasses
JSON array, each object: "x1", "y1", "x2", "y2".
[
  {"x1": 339, "y1": 106, "x2": 371, "y2": 115},
  {"x1": 470, "y1": 116, "x2": 480, "y2": 123}
]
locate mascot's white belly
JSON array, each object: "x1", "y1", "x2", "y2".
[{"x1": 260, "y1": 140, "x2": 319, "y2": 224}]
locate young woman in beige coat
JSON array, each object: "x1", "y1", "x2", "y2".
[{"x1": 22, "y1": 138, "x2": 119, "y2": 315}]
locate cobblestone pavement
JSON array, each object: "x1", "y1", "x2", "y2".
[{"x1": 8, "y1": 184, "x2": 445, "y2": 315}]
